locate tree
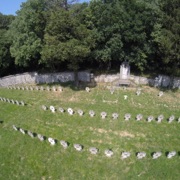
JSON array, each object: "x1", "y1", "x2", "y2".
[
  {"x1": 41, "y1": 3, "x2": 95, "y2": 85},
  {"x1": 9, "y1": 0, "x2": 46, "y2": 68},
  {"x1": 89, "y1": 0, "x2": 161, "y2": 72},
  {"x1": 152, "y1": 0, "x2": 180, "y2": 75},
  {"x1": 0, "y1": 13, "x2": 15, "y2": 76}
]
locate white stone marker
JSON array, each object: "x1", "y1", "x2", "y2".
[
  {"x1": 136, "y1": 114, "x2": 143, "y2": 121},
  {"x1": 158, "y1": 91, "x2": 164, "y2": 97},
  {"x1": 58, "y1": 86, "x2": 63, "y2": 92},
  {"x1": 74, "y1": 144, "x2": 83, "y2": 151},
  {"x1": 167, "y1": 151, "x2": 176, "y2": 158},
  {"x1": 168, "y1": 115, "x2": 175, "y2": 123},
  {"x1": 152, "y1": 152, "x2": 162, "y2": 159},
  {"x1": 124, "y1": 95, "x2": 128, "y2": 100},
  {"x1": 12, "y1": 125, "x2": 18, "y2": 131},
  {"x1": 42, "y1": 105, "x2": 48, "y2": 110},
  {"x1": 50, "y1": 106, "x2": 56, "y2": 113},
  {"x1": 137, "y1": 152, "x2": 146, "y2": 159},
  {"x1": 60, "y1": 140, "x2": 68, "y2": 149},
  {"x1": 59, "y1": 107, "x2": 65, "y2": 113},
  {"x1": 104, "y1": 149, "x2": 113, "y2": 157},
  {"x1": 89, "y1": 110, "x2": 95, "y2": 117},
  {"x1": 19, "y1": 128, "x2": 25, "y2": 134},
  {"x1": 85, "y1": 87, "x2": 90, "y2": 92},
  {"x1": 28, "y1": 131, "x2": 34, "y2": 138},
  {"x1": 37, "y1": 134, "x2": 45, "y2": 141},
  {"x1": 52, "y1": 86, "x2": 57, "y2": 92},
  {"x1": 100, "y1": 112, "x2": 107, "y2": 119},
  {"x1": 112, "y1": 113, "x2": 119, "y2": 120},
  {"x1": 77, "y1": 109, "x2": 84, "y2": 116},
  {"x1": 67, "y1": 108, "x2": 74, "y2": 115},
  {"x1": 124, "y1": 113, "x2": 131, "y2": 121},
  {"x1": 147, "y1": 115, "x2": 154, "y2": 122},
  {"x1": 157, "y1": 114, "x2": 164, "y2": 123},
  {"x1": 48, "y1": 137, "x2": 56, "y2": 145},
  {"x1": 121, "y1": 152, "x2": 131, "y2": 159},
  {"x1": 89, "y1": 147, "x2": 98, "y2": 155}
]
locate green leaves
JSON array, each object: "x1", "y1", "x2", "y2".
[{"x1": 41, "y1": 5, "x2": 94, "y2": 71}]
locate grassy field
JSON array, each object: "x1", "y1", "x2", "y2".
[{"x1": 0, "y1": 83, "x2": 180, "y2": 180}]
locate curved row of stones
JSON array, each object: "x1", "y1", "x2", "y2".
[
  {"x1": 7, "y1": 85, "x2": 63, "y2": 92},
  {"x1": 12, "y1": 125, "x2": 178, "y2": 159},
  {"x1": 0, "y1": 97, "x2": 25, "y2": 106},
  {"x1": 42, "y1": 105, "x2": 180, "y2": 123},
  {"x1": 6, "y1": 85, "x2": 165, "y2": 97}
]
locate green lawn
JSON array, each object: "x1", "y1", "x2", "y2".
[{"x1": 0, "y1": 84, "x2": 180, "y2": 180}]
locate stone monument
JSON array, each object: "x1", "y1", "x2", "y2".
[{"x1": 119, "y1": 61, "x2": 130, "y2": 86}]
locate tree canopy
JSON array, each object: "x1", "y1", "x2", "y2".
[{"x1": 0, "y1": 0, "x2": 179, "y2": 77}]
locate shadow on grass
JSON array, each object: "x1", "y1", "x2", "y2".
[
  {"x1": 38, "y1": 81, "x2": 97, "y2": 91},
  {"x1": 157, "y1": 86, "x2": 179, "y2": 93},
  {"x1": 0, "y1": 120, "x2": 3, "y2": 124}
]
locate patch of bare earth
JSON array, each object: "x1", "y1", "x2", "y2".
[{"x1": 89, "y1": 126, "x2": 135, "y2": 138}]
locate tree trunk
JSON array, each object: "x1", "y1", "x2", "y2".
[{"x1": 74, "y1": 70, "x2": 79, "y2": 88}]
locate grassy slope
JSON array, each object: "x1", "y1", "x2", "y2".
[{"x1": 0, "y1": 84, "x2": 180, "y2": 180}]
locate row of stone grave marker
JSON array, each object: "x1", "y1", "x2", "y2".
[
  {"x1": 0, "y1": 97, "x2": 25, "y2": 106},
  {"x1": 12, "y1": 125, "x2": 178, "y2": 159},
  {"x1": 7, "y1": 85, "x2": 63, "y2": 92},
  {"x1": 42, "y1": 105, "x2": 180, "y2": 123},
  {"x1": 87, "y1": 87, "x2": 164, "y2": 97},
  {"x1": 6, "y1": 85, "x2": 165, "y2": 98}
]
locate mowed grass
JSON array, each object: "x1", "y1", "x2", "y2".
[{"x1": 0, "y1": 84, "x2": 180, "y2": 180}]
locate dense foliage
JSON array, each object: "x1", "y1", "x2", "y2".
[{"x1": 0, "y1": 0, "x2": 179, "y2": 77}]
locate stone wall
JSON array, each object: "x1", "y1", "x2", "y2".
[
  {"x1": 0, "y1": 71, "x2": 179, "y2": 89},
  {"x1": 0, "y1": 71, "x2": 91, "y2": 87},
  {"x1": 94, "y1": 73, "x2": 180, "y2": 88}
]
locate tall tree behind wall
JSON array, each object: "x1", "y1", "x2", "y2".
[
  {"x1": 0, "y1": 13, "x2": 15, "y2": 76},
  {"x1": 9, "y1": 0, "x2": 46, "y2": 69},
  {"x1": 89, "y1": 0, "x2": 161, "y2": 72},
  {"x1": 152, "y1": 0, "x2": 180, "y2": 75},
  {"x1": 41, "y1": 3, "x2": 95, "y2": 85}
]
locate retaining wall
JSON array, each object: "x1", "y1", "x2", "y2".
[{"x1": 0, "y1": 72, "x2": 179, "y2": 88}]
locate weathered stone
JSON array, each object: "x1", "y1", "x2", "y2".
[
  {"x1": 124, "y1": 95, "x2": 128, "y2": 100},
  {"x1": 28, "y1": 131, "x2": 35, "y2": 138},
  {"x1": 19, "y1": 128, "x2": 25, "y2": 134},
  {"x1": 121, "y1": 152, "x2": 131, "y2": 159},
  {"x1": 89, "y1": 110, "x2": 95, "y2": 117},
  {"x1": 67, "y1": 108, "x2": 74, "y2": 115},
  {"x1": 60, "y1": 140, "x2": 68, "y2": 149},
  {"x1": 137, "y1": 152, "x2": 146, "y2": 159},
  {"x1": 12, "y1": 125, "x2": 18, "y2": 131},
  {"x1": 136, "y1": 114, "x2": 143, "y2": 121},
  {"x1": 112, "y1": 113, "x2": 119, "y2": 120},
  {"x1": 158, "y1": 91, "x2": 164, "y2": 97},
  {"x1": 152, "y1": 152, "x2": 162, "y2": 159},
  {"x1": 74, "y1": 144, "x2": 83, "y2": 151},
  {"x1": 37, "y1": 134, "x2": 45, "y2": 141},
  {"x1": 89, "y1": 147, "x2": 98, "y2": 155},
  {"x1": 77, "y1": 109, "x2": 84, "y2": 116},
  {"x1": 167, "y1": 151, "x2": 176, "y2": 158},
  {"x1": 100, "y1": 112, "x2": 107, "y2": 119},
  {"x1": 147, "y1": 115, "x2": 154, "y2": 122},
  {"x1": 50, "y1": 106, "x2": 55, "y2": 113},
  {"x1": 48, "y1": 137, "x2": 56, "y2": 145},
  {"x1": 124, "y1": 113, "x2": 131, "y2": 121},
  {"x1": 58, "y1": 107, "x2": 65, "y2": 113},
  {"x1": 104, "y1": 149, "x2": 113, "y2": 157},
  {"x1": 85, "y1": 87, "x2": 90, "y2": 92},
  {"x1": 42, "y1": 105, "x2": 48, "y2": 111},
  {"x1": 157, "y1": 114, "x2": 164, "y2": 123},
  {"x1": 168, "y1": 115, "x2": 175, "y2": 123}
]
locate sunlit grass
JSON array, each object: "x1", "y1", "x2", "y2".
[{"x1": 0, "y1": 84, "x2": 180, "y2": 179}]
